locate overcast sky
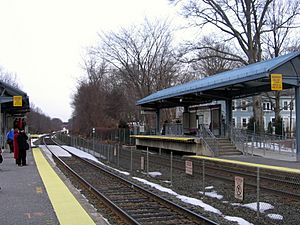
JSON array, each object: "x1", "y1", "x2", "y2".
[{"x1": 0, "y1": 0, "x2": 180, "y2": 122}]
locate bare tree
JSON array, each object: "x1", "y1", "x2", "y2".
[
  {"x1": 0, "y1": 67, "x2": 19, "y2": 88},
  {"x1": 27, "y1": 104, "x2": 58, "y2": 133},
  {"x1": 71, "y1": 73, "x2": 108, "y2": 134},
  {"x1": 263, "y1": 0, "x2": 300, "y2": 58},
  {"x1": 180, "y1": 36, "x2": 242, "y2": 77},
  {"x1": 91, "y1": 18, "x2": 182, "y2": 100},
  {"x1": 171, "y1": 0, "x2": 300, "y2": 132},
  {"x1": 84, "y1": 19, "x2": 187, "y2": 129},
  {"x1": 261, "y1": 0, "x2": 300, "y2": 134},
  {"x1": 72, "y1": 55, "x2": 133, "y2": 135},
  {"x1": 51, "y1": 118, "x2": 63, "y2": 131}
]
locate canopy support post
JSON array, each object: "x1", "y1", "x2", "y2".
[
  {"x1": 225, "y1": 99, "x2": 232, "y2": 138},
  {"x1": 295, "y1": 86, "x2": 300, "y2": 161},
  {"x1": 156, "y1": 108, "x2": 160, "y2": 135}
]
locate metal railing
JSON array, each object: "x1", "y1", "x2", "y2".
[
  {"x1": 227, "y1": 124, "x2": 296, "y2": 156},
  {"x1": 198, "y1": 124, "x2": 219, "y2": 156},
  {"x1": 165, "y1": 123, "x2": 183, "y2": 135},
  {"x1": 226, "y1": 123, "x2": 248, "y2": 154}
]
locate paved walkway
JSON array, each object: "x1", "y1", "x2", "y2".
[{"x1": 0, "y1": 148, "x2": 59, "y2": 225}]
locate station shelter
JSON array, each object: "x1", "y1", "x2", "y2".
[
  {"x1": 0, "y1": 81, "x2": 30, "y2": 148},
  {"x1": 136, "y1": 50, "x2": 300, "y2": 160}
]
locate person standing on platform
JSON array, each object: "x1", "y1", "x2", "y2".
[
  {"x1": 13, "y1": 127, "x2": 20, "y2": 165},
  {"x1": 6, "y1": 128, "x2": 14, "y2": 153},
  {"x1": 17, "y1": 129, "x2": 28, "y2": 166}
]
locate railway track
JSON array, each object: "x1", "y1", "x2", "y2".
[
  {"x1": 49, "y1": 134, "x2": 300, "y2": 224},
  {"x1": 43, "y1": 136, "x2": 218, "y2": 225},
  {"x1": 110, "y1": 146, "x2": 300, "y2": 199}
]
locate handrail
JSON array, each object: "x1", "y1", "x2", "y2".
[
  {"x1": 198, "y1": 124, "x2": 219, "y2": 156},
  {"x1": 226, "y1": 123, "x2": 296, "y2": 155},
  {"x1": 226, "y1": 123, "x2": 247, "y2": 154}
]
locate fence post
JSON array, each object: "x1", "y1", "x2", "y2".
[
  {"x1": 251, "y1": 136, "x2": 254, "y2": 156},
  {"x1": 279, "y1": 139, "x2": 281, "y2": 153},
  {"x1": 123, "y1": 129, "x2": 126, "y2": 144},
  {"x1": 99, "y1": 143, "x2": 102, "y2": 160},
  {"x1": 107, "y1": 145, "x2": 109, "y2": 163},
  {"x1": 170, "y1": 151, "x2": 173, "y2": 187},
  {"x1": 117, "y1": 144, "x2": 120, "y2": 168},
  {"x1": 147, "y1": 147, "x2": 149, "y2": 176},
  {"x1": 256, "y1": 167, "x2": 260, "y2": 218},
  {"x1": 130, "y1": 146, "x2": 133, "y2": 172},
  {"x1": 202, "y1": 160, "x2": 205, "y2": 197}
]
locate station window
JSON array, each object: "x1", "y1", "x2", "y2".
[
  {"x1": 241, "y1": 100, "x2": 247, "y2": 111},
  {"x1": 241, "y1": 117, "x2": 248, "y2": 128},
  {"x1": 232, "y1": 118, "x2": 236, "y2": 127},
  {"x1": 271, "y1": 118, "x2": 275, "y2": 126},
  {"x1": 283, "y1": 101, "x2": 288, "y2": 110},
  {"x1": 263, "y1": 102, "x2": 271, "y2": 111},
  {"x1": 232, "y1": 100, "x2": 236, "y2": 111}
]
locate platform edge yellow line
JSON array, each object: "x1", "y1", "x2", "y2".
[
  {"x1": 189, "y1": 155, "x2": 300, "y2": 174},
  {"x1": 32, "y1": 148, "x2": 95, "y2": 225},
  {"x1": 130, "y1": 135, "x2": 195, "y2": 142}
]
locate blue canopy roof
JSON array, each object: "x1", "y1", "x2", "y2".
[{"x1": 137, "y1": 50, "x2": 300, "y2": 108}]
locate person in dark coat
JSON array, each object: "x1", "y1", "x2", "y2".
[
  {"x1": 13, "y1": 127, "x2": 20, "y2": 165},
  {"x1": 17, "y1": 130, "x2": 28, "y2": 166}
]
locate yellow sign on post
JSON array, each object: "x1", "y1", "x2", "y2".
[
  {"x1": 271, "y1": 74, "x2": 283, "y2": 91},
  {"x1": 13, "y1": 96, "x2": 22, "y2": 107}
]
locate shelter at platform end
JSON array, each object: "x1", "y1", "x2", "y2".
[
  {"x1": 0, "y1": 80, "x2": 30, "y2": 147},
  {"x1": 136, "y1": 50, "x2": 300, "y2": 160}
]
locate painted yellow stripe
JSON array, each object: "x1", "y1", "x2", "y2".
[
  {"x1": 130, "y1": 135, "x2": 195, "y2": 142},
  {"x1": 32, "y1": 148, "x2": 96, "y2": 225},
  {"x1": 189, "y1": 155, "x2": 300, "y2": 174}
]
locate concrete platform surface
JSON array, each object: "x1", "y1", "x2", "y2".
[
  {"x1": 0, "y1": 149, "x2": 59, "y2": 225},
  {"x1": 0, "y1": 147, "x2": 108, "y2": 225}
]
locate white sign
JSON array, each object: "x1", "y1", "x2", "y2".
[
  {"x1": 185, "y1": 160, "x2": 193, "y2": 175},
  {"x1": 139, "y1": 125, "x2": 145, "y2": 133},
  {"x1": 235, "y1": 176, "x2": 244, "y2": 200}
]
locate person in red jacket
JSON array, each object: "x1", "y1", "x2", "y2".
[{"x1": 13, "y1": 127, "x2": 20, "y2": 165}]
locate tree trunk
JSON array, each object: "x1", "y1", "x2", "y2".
[{"x1": 253, "y1": 96, "x2": 264, "y2": 133}]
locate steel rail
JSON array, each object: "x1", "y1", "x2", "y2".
[
  {"x1": 42, "y1": 136, "x2": 140, "y2": 225},
  {"x1": 45, "y1": 135, "x2": 219, "y2": 225},
  {"x1": 107, "y1": 147, "x2": 300, "y2": 199}
]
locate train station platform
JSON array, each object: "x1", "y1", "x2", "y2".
[{"x1": 0, "y1": 147, "x2": 107, "y2": 225}]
